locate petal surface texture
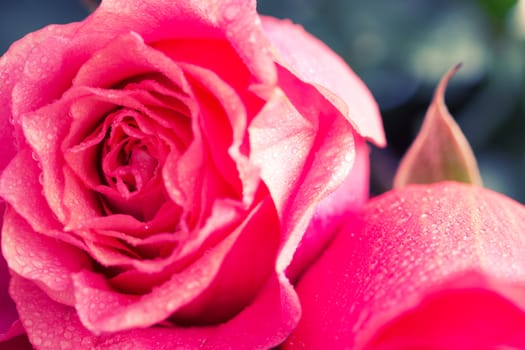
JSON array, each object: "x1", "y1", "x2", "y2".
[{"x1": 286, "y1": 182, "x2": 525, "y2": 349}]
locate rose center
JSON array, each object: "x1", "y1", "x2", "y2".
[
  {"x1": 115, "y1": 144, "x2": 157, "y2": 193},
  {"x1": 101, "y1": 114, "x2": 163, "y2": 198}
]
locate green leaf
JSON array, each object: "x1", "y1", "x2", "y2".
[
  {"x1": 393, "y1": 64, "x2": 483, "y2": 188},
  {"x1": 476, "y1": 0, "x2": 518, "y2": 26}
]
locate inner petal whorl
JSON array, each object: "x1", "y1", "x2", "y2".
[{"x1": 102, "y1": 115, "x2": 161, "y2": 197}]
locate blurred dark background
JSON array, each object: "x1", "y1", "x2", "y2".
[{"x1": 1, "y1": 0, "x2": 524, "y2": 203}]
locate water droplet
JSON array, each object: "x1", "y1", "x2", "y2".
[
  {"x1": 59, "y1": 340, "x2": 72, "y2": 349},
  {"x1": 396, "y1": 212, "x2": 412, "y2": 225},
  {"x1": 224, "y1": 4, "x2": 240, "y2": 21}
]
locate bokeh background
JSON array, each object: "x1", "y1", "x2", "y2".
[{"x1": 1, "y1": 0, "x2": 524, "y2": 202}]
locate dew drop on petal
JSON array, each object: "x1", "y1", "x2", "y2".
[{"x1": 224, "y1": 3, "x2": 240, "y2": 21}]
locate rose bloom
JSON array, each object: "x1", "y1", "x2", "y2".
[
  {"x1": 285, "y1": 182, "x2": 525, "y2": 349},
  {"x1": 0, "y1": 0, "x2": 384, "y2": 348}
]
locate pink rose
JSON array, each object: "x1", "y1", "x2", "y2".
[
  {"x1": 0, "y1": 0, "x2": 383, "y2": 348},
  {"x1": 285, "y1": 182, "x2": 525, "y2": 349},
  {"x1": 0, "y1": 123, "x2": 28, "y2": 347}
]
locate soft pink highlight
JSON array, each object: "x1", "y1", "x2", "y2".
[{"x1": 287, "y1": 182, "x2": 525, "y2": 349}]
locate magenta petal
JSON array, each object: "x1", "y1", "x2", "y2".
[
  {"x1": 93, "y1": 0, "x2": 275, "y2": 85},
  {"x1": 0, "y1": 148, "x2": 63, "y2": 234},
  {"x1": 0, "y1": 283, "x2": 19, "y2": 342},
  {"x1": 250, "y1": 64, "x2": 355, "y2": 273},
  {"x1": 286, "y1": 182, "x2": 525, "y2": 349},
  {"x1": 0, "y1": 122, "x2": 15, "y2": 177},
  {"x1": 11, "y1": 273, "x2": 299, "y2": 350},
  {"x1": 2, "y1": 208, "x2": 91, "y2": 306},
  {"x1": 72, "y1": 197, "x2": 279, "y2": 333},
  {"x1": 0, "y1": 320, "x2": 25, "y2": 343},
  {"x1": 261, "y1": 16, "x2": 385, "y2": 146},
  {"x1": 0, "y1": 52, "x2": 18, "y2": 171},
  {"x1": 179, "y1": 63, "x2": 246, "y2": 201},
  {"x1": 0, "y1": 229, "x2": 19, "y2": 342},
  {"x1": 0, "y1": 201, "x2": 18, "y2": 338},
  {"x1": 10, "y1": 276, "x2": 96, "y2": 349},
  {"x1": 0, "y1": 333, "x2": 32, "y2": 350},
  {"x1": 156, "y1": 39, "x2": 259, "y2": 115},
  {"x1": 366, "y1": 272, "x2": 525, "y2": 349},
  {"x1": 287, "y1": 136, "x2": 370, "y2": 281},
  {"x1": 174, "y1": 196, "x2": 280, "y2": 324},
  {"x1": 71, "y1": 238, "x2": 223, "y2": 332},
  {"x1": 0, "y1": 18, "x2": 82, "y2": 152},
  {"x1": 72, "y1": 32, "x2": 189, "y2": 90},
  {"x1": 0, "y1": 149, "x2": 83, "y2": 251},
  {"x1": 12, "y1": 26, "x2": 109, "y2": 132}
]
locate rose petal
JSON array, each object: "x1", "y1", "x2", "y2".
[
  {"x1": 0, "y1": 119, "x2": 15, "y2": 176},
  {"x1": 72, "y1": 32, "x2": 190, "y2": 92},
  {"x1": 0, "y1": 148, "x2": 81, "y2": 249},
  {"x1": 93, "y1": 0, "x2": 276, "y2": 85},
  {"x1": 12, "y1": 28, "x2": 115, "y2": 136},
  {"x1": 179, "y1": 64, "x2": 246, "y2": 202},
  {"x1": 366, "y1": 271, "x2": 525, "y2": 349},
  {"x1": 81, "y1": 198, "x2": 243, "y2": 275},
  {"x1": 261, "y1": 16, "x2": 385, "y2": 146},
  {"x1": 72, "y1": 197, "x2": 279, "y2": 333},
  {"x1": 250, "y1": 64, "x2": 356, "y2": 273},
  {"x1": 10, "y1": 276, "x2": 96, "y2": 349},
  {"x1": 261, "y1": 18, "x2": 381, "y2": 279},
  {"x1": 154, "y1": 38, "x2": 262, "y2": 117},
  {"x1": 0, "y1": 320, "x2": 25, "y2": 342},
  {"x1": 2, "y1": 208, "x2": 91, "y2": 306},
  {"x1": 0, "y1": 332, "x2": 32, "y2": 350},
  {"x1": 0, "y1": 210, "x2": 19, "y2": 340},
  {"x1": 0, "y1": 18, "x2": 82, "y2": 151},
  {"x1": 173, "y1": 196, "x2": 280, "y2": 324},
  {"x1": 287, "y1": 136, "x2": 370, "y2": 281},
  {"x1": 286, "y1": 182, "x2": 525, "y2": 348},
  {"x1": 0, "y1": 66, "x2": 17, "y2": 173},
  {"x1": 11, "y1": 272, "x2": 299, "y2": 350}
]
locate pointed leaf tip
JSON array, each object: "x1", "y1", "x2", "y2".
[{"x1": 393, "y1": 65, "x2": 482, "y2": 188}]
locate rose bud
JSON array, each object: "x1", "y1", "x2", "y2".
[
  {"x1": 285, "y1": 181, "x2": 525, "y2": 349},
  {"x1": 285, "y1": 67, "x2": 525, "y2": 349},
  {"x1": 0, "y1": 0, "x2": 384, "y2": 348}
]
